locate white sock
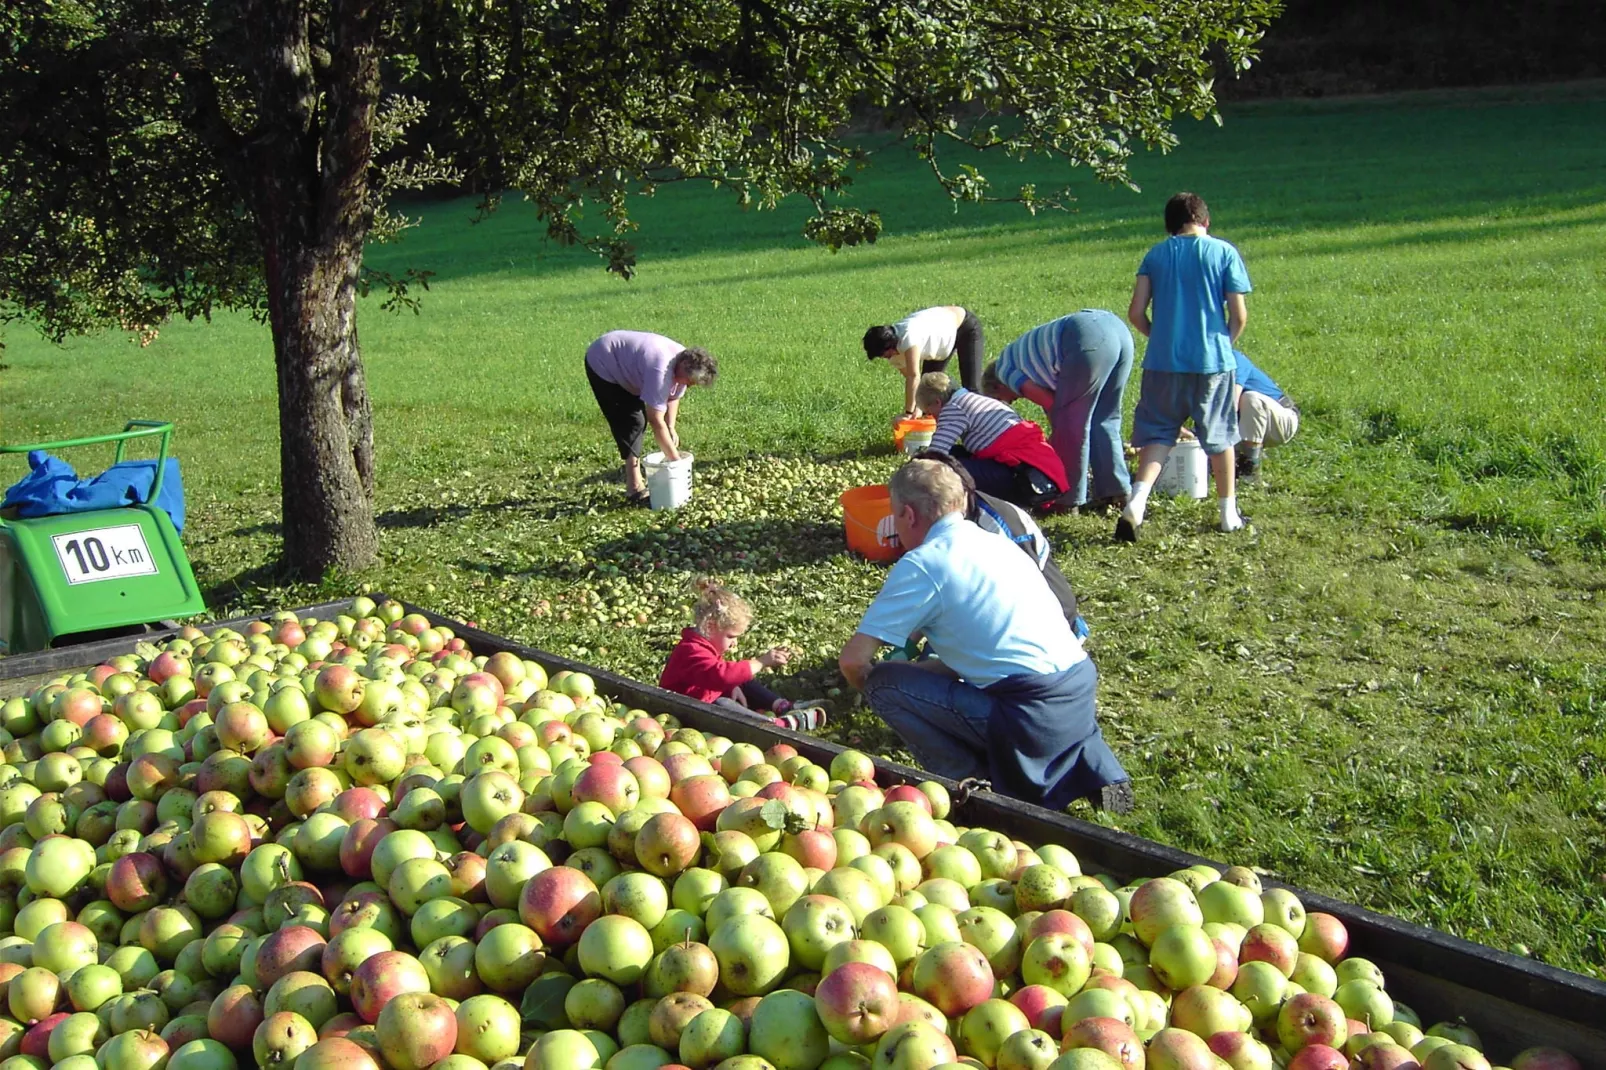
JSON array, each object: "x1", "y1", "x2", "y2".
[
  {"x1": 1124, "y1": 481, "x2": 1152, "y2": 525},
  {"x1": 1219, "y1": 494, "x2": 1243, "y2": 531}
]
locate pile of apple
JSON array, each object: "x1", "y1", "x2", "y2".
[{"x1": 0, "y1": 598, "x2": 1583, "y2": 1070}]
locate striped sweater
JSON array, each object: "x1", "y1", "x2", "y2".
[
  {"x1": 994, "y1": 316, "x2": 1069, "y2": 393},
  {"x1": 930, "y1": 388, "x2": 1023, "y2": 455}
]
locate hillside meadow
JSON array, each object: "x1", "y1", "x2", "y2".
[{"x1": 3, "y1": 83, "x2": 1605, "y2": 977}]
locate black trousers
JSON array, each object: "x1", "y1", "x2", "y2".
[
  {"x1": 586, "y1": 361, "x2": 646, "y2": 461},
  {"x1": 738, "y1": 678, "x2": 782, "y2": 710},
  {"x1": 916, "y1": 309, "x2": 984, "y2": 391}
]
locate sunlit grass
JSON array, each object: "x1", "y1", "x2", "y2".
[{"x1": 3, "y1": 84, "x2": 1605, "y2": 977}]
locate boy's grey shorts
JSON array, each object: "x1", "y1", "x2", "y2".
[{"x1": 1131, "y1": 369, "x2": 1239, "y2": 456}]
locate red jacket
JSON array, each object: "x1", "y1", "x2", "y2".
[
  {"x1": 660, "y1": 628, "x2": 754, "y2": 703},
  {"x1": 976, "y1": 421, "x2": 1070, "y2": 493}
]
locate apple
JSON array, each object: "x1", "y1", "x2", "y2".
[
  {"x1": 1020, "y1": 932, "x2": 1091, "y2": 996},
  {"x1": 1512, "y1": 1049, "x2": 1584, "y2": 1070},
  {"x1": 108, "y1": 852, "x2": 169, "y2": 912},
  {"x1": 1278, "y1": 992, "x2": 1349, "y2": 1053},
  {"x1": 781, "y1": 894, "x2": 857, "y2": 971},
  {"x1": 815, "y1": 961, "x2": 901, "y2": 1045},
  {"x1": 344, "y1": 728, "x2": 405, "y2": 787},
  {"x1": 578, "y1": 914, "x2": 654, "y2": 985},
  {"x1": 207, "y1": 984, "x2": 265, "y2": 1050},
  {"x1": 520, "y1": 866, "x2": 601, "y2": 945},
  {"x1": 1239, "y1": 922, "x2": 1300, "y2": 978},
  {"x1": 348, "y1": 950, "x2": 430, "y2": 1023},
  {"x1": 958, "y1": 997, "x2": 1030, "y2": 1068},
  {"x1": 1128, "y1": 878, "x2": 1203, "y2": 946},
  {"x1": 1009, "y1": 985, "x2": 1068, "y2": 1038},
  {"x1": 1287, "y1": 1045, "x2": 1349, "y2": 1070},
  {"x1": 314, "y1": 666, "x2": 366, "y2": 715},
  {"x1": 1168, "y1": 984, "x2": 1251, "y2": 1038},
  {"x1": 708, "y1": 913, "x2": 790, "y2": 997},
  {"x1": 635, "y1": 812, "x2": 701, "y2": 878},
  {"x1": 644, "y1": 938, "x2": 720, "y2": 999},
  {"x1": 649, "y1": 992, "x2": 716, "y2": 1051},
  {"x1": 1197, "y1": 880, "x2": 1264, "y2": 930},
  {"x1": 472, "y1": 922, "x2": 546, "y2": 993},
  {"x1": 1260, "y1": 888, "x2": 1307, "y2": 938},
  {"x1": 910, "y1": 941, "x2": 994, "y2": 1018},
  {"x1": 1148, "y1": 924, "x2": 1217, "y2": 991},
  {"x1": 1335, "y1": 979, "x2": 1395, "y2": 1029},
  {"x1": 996, "y1": 1029, "x2": 1059, "y2": 1070},
  {"x1": 1208, "y1": 1032, "x2": 1275, "y2": 1070},
  {"x1": 453, "y1": 993, "x2": 522, "y2": 1065},
  {"x1": 1420, "y1": 1044, "x2": 1491, "y2": 1070},
  {"x1": 1146, "y1": 1028, "x2": 1216, "y2": 1070},
  {"x1": 1299, "y1": 912, "x2": 1349, "y2": 963},
  {"x1": 1358, "y1": 1043, "x2": 1424, "y2": 1070},
  {"x1": 255, "y1": 925, "x2": 326, "y2": 989},
  {"x1": 1061, "y1": 1018, "x2": 1145, "y2": 1070},
  {"x1": 376, "y1": 991, "x2": 457, "y2": 1070},
  {"x1": 723, "y1": 987, "x2": 821, "y2": 1070},
  {"x1": 861, "y1": 903, "x2": 927, "y2": 971}
]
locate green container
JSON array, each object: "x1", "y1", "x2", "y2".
[{"x1": 0, "y1": 421, "x2": 204, "y2": 654}]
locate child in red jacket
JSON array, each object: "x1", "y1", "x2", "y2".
[{"x1": 660, "y1": 579, "x2": 827, "y2": 732}]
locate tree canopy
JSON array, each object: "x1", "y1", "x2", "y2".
[{"x1": 0, "y1": 0, "x2": 1279, "y2": 576}]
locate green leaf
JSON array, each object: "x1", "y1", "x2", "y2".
[
  {"x1": 759, "y1": 798, "x2": 792, "y2": 830},
  {"x1": 520, "y1": 973, "x2": 577, "y2": 1031}
]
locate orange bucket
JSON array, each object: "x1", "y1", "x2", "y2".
[
  {"x1": 892, "y1": 416, "x2": 936, "y2": 452},
  {"x1": 840, "y1": 484, "x2": 900, "y2": 562}
]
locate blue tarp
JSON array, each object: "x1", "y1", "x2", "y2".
[{"x1": 2, "y1": 451, "x2": 186, "y2": 532}]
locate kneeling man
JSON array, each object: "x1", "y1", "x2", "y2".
[{"x1": 838, "y1": 460, "x2": 1133, "y2": 813}]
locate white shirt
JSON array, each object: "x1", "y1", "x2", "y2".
[{"x1": 887, "y1": 307, "x2": 964, "y2": 373}]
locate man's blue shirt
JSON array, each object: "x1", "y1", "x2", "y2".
[
  {"x1": 856, "y1": 513, "x2": 1083, "y2": 686},
  {"x1": 1137, "y1": 234, "x2": 1251, "y2": 374}
]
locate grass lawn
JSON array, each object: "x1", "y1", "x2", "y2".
[{"x1": 4, "y1": 83, "x2": 1606, "y2": 977}]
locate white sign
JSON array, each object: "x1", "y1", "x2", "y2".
[{"x1": 51, "y1": 525, "x2": 159, "y2": 585}]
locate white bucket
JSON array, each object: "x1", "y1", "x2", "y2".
[
  {"x1": 1153, "y1": 439, "x2": 1208, "y2": 498},
  {"x1": 902, "y1": 431, "x2": 935, "y2": 456},
  {"x1": 643, "y1": 451, "x2": 694, "y2": 509}
]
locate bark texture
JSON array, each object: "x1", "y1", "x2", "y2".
[{"x1": 243, "y1": 0, "x2": 382, "y2": 576}]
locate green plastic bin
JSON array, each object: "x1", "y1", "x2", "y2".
[{"x1": 0, "y1": 421, "x2": 204, "y2": 653}]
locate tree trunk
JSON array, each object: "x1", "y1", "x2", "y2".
[
  {"x1": 267, "y1": 251, "x2": 379, "y2": 577},
  {"x1": 243, "y1": 0, "x2": 384, "y2": 578}
]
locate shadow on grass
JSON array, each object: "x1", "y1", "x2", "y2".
[
  {"x1": 1287, "y1": 208, "x2": 1606, "y2": 259},
  {"x1": 367, "y1": 88, "x2": 1606, "y2": 288},
  {"x1": 199, "y1": 560, "x2": 301, "y2": 608}
]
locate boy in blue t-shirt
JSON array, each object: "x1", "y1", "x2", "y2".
[{"x1": 1118, "y1": 192, "x2": 1252, "y2": 540}]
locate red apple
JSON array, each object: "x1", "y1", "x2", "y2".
[
  {"x1": 518, "y1": 866, "x2": 601, "y2": 946},
  {"x1": 349, "y1": 951, "x2": 430, "y2": 1023}
]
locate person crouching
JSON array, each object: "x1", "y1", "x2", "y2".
[
  {"x1": 660, "y1": 579, "x2": 827, "y2": 732},
  {"x1": 839, "y1": 461, "x2": 1133, "y2": 812},
  {"x1": 915, "y1": 373, "x2": 1068, "y2": 511}
]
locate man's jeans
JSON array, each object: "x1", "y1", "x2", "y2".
[
  {"x1": 860, "y1": 662, "x2": 998, "y2": 782},
  {"x1": 1051, "y1": 311, "x2": 1135, "y2": 505}
]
